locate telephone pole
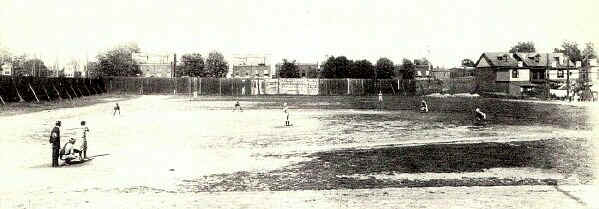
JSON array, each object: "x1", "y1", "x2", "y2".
[
  {"x1": 172, "y1": 53, "x2": 177, "y2": 78},
  {"x1": 566, "y1": 57, "x2": 571, "y2": 102},
  {"x1": 545, "y1": 53, "x2": 550, "y2": 100}
]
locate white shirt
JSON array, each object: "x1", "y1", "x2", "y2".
[{"x1": 64, "y1": 142, "x2": 75, "y2": 154}]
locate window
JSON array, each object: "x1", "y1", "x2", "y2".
[
  {"x1": 557, "y1": 70, "x2": 564, "y2": 78},
  {"x1": 512, "y1": 69, "x2": 519, "y2": 78}
]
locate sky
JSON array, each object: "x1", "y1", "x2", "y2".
[{"x1": 1, "y1": 0, "x2": 598, "y2": 67}]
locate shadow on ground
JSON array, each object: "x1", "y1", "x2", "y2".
[
  {"x1": 182, "y1": 138, "x2": 593, "y2": 192},
  {"x1": 29, "y1": 153, "x2": 110, "y2": 168}
]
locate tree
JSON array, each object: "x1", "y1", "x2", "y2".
[
  {"x1": 413, "y1": 58, "x2": 430, "y2": 66},
  {"x1": 509, "y1": 41, "x2": 536, "y2": 53},
  {"x1": 86, "y1": 61, "x2": 101, "y2": 78},
  {"x1": 320, "y1": 56, "x2": 336, "y2": 78},
  {"x1": 582, "y1": 42, "x2": 597, "y2": 64},
  {"x1": 320, "y1": 56, "x2": 352, "y2": 78},
  {"x1": 375, "y1": 57, "x2": 394, "y2": 79},
  {"x1": 461, "y1": 58, "x2": 475, "y2": 67},
  {"x1": 554, "y1": 41, "x2": 597, "y2": 66},
  {"x1": 279, "y1": 59, "x2": 300, "y2": 78},
  {"x1": 96, "y1": 42, "x2": 141, "y2": 76},
  {"x1": 350, "y1": 59, "x2": 374, "y2": 79},
  {"x1": 177, "y1": 53, "x2": 204, "y2": 77},
  {"x1": 10, "y1": 54, "x2": 28, "y2": 76},
  {"x1": 22, "y1": 58, "x2": 50, "y2": 77},
  {"x1": 204, "y1": 51, "x2": 228, "y2": 77},
  {"x1": 0, "y1": 44, "x2": 11, "y2": 64},
  {"x1": 399, "y1": 58, "x2": 415, "y2": 79}
]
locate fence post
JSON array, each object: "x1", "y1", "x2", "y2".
[
  {"x1": 199, "y1": 78, "x2": 202, "y2": 95},
  {"x1": 29, "y1": 83, "x2": 40, "y2": 103},
  {"x1": 219, "y1": 78, "x2": 222, "y2": 95},
  {"x1": 347, "y1": 78, "x2": 350, "y2": 95},
  {"x1": 52, "y1": 85, "x2": 62, "y2": 101}
]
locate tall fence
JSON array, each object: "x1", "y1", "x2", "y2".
[
  {"x1": 104, "y1": 77, "x2": 476, "y2": 96},
  {"x1": 0, "y1": 76, "x2": 106, "y2": 103}
]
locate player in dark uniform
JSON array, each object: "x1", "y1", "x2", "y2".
[
  {"x1": 420, "y1": 100, "x2": 429, "y2": 113},
  {"x1": 49, "y1": 121, "x2": 61, "y2": 167},
  {"x1": 113, "y1": 103, "x2": 120, "y2": 116}
]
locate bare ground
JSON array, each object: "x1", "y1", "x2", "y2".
[{"x1": 1, "y1": 95, "x2": 597, "y2": 209}]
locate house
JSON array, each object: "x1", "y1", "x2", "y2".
[
  {"x1": 1, "y1": 63, "x2": 12, "y2": 76},
  {"x1": 582, "y1": 59, "x2": 599, "y2": 96},
  {"x1": 431, "y1": 68, "x2": 451, "y2": 80},
  {"x1": 273, "y1": 63, "x2": 319, "y2": 78},
  {"x1": 449, "y1": 67, "x2": 475, "y2": 78},
  {"x1": 133, "y1": 53, "x2": 173, "y2": 78},
  {"x1": 231, "y1": 64, "x2": 273, "y2": 78},
  {"x1": 474, "y1": 52, "x2": 576, "y2": 97},
  {"x1": 414, "y1": 64, "x2": 432, "y2": 79}
]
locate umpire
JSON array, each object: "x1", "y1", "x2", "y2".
[{"x1": 49, "y1": 121, "x2": 61, "y2": 167}]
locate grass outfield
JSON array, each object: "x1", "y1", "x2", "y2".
[
  {"x1": 0, "y1": 94, "x2": 139, "y2": 117},
  {"x1": 0, "y1": 95, "x2": 596, "y2": 208}
]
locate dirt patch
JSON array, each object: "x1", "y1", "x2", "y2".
[{"x1": 184, "y1": 138, "x2": 594, "y2": 192}]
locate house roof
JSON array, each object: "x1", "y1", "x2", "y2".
[
  {"x1": 477, "y1": 52, "x2": 519, "y2": 67},
  {"x1": 476, "y1": 52, "x2": 575, "y2": 68},
  {"x1": 515, "y1": 53, "x2": 575, "y2": 68}
]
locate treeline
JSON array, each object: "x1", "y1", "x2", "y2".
[
  {"x1": 0, "y1": 76, "x2": 105, "y2": 103},
  {"x1": 87, "y1": 42, "x2": 230, "y2": 78},
  {"x1": 279, "y1": 56, "x2": 432, "y2": 79}
]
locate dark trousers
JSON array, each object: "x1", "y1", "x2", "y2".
[{"x1": 52, "y1": 147, "x2": 59, "y2": 167}]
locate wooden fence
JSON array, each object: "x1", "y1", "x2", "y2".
[
  {"x1": 0, "y1": 76, "x2": 106, "y2": 104},
  {"x1": 103, "y1": 77, "x2": 476, "y2": 96}
]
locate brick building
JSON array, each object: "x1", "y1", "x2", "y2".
[
  {"x1": 231, "y1": 64, "x2": 273, "y2": 78},
  {"x1": 133, "y1": 53, "x2": 173, "y2": 78}
]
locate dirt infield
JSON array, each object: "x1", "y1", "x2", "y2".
[{"x1": 0, "y1": 95, "x2": 596, "y2": 208}]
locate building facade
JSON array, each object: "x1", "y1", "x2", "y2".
[
  {"x1": 133, "y1": 53, "x2": 173, "y2": 78},
  {"x1": 231, "y1": 65, "x2": 273, "y2": 78},
  {"x1": 475, "y1": 52, "x2": 577, "y2": 97},
  {"x1": 1, "y1": 63, "x2": 12, "y2": 76}
]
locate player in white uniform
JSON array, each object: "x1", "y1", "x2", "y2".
[
  {"x1": 283, "y1": 102, "x2": 290, "y2": 126},
  {"x1": 377, "y1": 91, "x2": 383, "y2": 110}
]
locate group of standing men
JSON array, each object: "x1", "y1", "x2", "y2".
[{"x1": 49, "y1": 120, "x2": 90, "y2": 167}]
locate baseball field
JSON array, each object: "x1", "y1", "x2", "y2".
[{"x1": 0, "y1": 94, "x2": 597, "y2": 209}]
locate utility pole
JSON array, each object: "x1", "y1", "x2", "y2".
[
  {"x1": 566, "y1": 57, "x2": 570, "y2": 102},
  {"x1": 545, "y1": 53, "x2": 550, "y2": 100},
  {"x1": 173, "y1": 53, "x2": 177, "y2": 78}
]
